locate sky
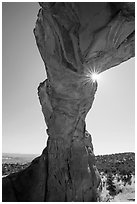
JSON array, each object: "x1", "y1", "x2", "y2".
[{"x1": 2, "y1": 2, "x2": 135, "y2": 156}]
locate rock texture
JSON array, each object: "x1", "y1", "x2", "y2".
[
  {"x1": 2, "y1": 2, "x2": 135, "y2": 202},
  {"x1": 2, "y1": 148, "x2": 48, "y2": 201}
]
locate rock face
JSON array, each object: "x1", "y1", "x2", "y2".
[
  {"x1": 2, "y1": 148, "x2": 48, "y2": 201},
  {"x1": 2, "y1": 2, "x2": 135, "y2": 202}
]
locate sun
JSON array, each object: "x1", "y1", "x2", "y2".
[
  {"x1": 91, "y1": 72, "x2": 100, "y2": 82},
  {"x1": 85, "y1": 70, "x2": 100, "y2": 83},
  {"x1": 80, "y1": 66, "x2": 101, "y2": 86}
]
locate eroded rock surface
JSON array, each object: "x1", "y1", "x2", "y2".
[
  {"x1": 2, "y1": 148, "x2": 48, "y2": 201},
  {"x1": 38, "y1": 78, "x2": 99, "y2": 201},
  {"x1": 2, "y1": 2, "x2": 134, "y2": 202}
]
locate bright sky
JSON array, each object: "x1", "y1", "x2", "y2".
[{"x1": 2, "y1": 2, "x2": 135, "y2": 156}]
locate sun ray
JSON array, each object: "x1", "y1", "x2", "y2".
[{"x1": 80, "y1": 65, "x2": 100, "y2": 86}]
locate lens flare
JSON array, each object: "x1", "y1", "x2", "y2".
[
  {"x1": 85, "y1": 69, "x2": 100, "y2": 83},
  {"x1": 80, "y1": 65, "x2": 101, "y2": 86},
  {"x1": 91, "y1": 72, "x2": 100, "y2": 82}
]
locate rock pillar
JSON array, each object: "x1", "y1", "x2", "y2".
[
  {"x1": 38, "y1": 78, "x2": 99, "y2": 201},
  {"x1": 34, "y1": 2, "x2": 134, "y2": 201}
]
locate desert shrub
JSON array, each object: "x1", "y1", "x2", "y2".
[
  {"x1": 106, "y1": 174, "x2": 117, "y2": 196},
  {"x1": 95, "y1": 153, "x2": 135, "y2": 176},
  {"x1": 117, "y1": 177, "x2": 120, "y2": 182},
  {"x1": 2, "y1": 163, "x2": 30, "y2": 176}
]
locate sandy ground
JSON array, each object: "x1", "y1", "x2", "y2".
[{"x1": 112, "y1": 183, "x2": 135, "y2": 202}]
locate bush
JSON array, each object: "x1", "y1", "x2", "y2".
[{"x1": 106, "y1": 174, "x2": 117, "y2": 196}]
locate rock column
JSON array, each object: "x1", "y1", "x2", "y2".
[
  {"x1": 34, "y1": 2, "x2": 134, "y2": 201},
  {"x1": 34, "y1": 3, "x2": 100, "y2": 201},
  {"x1": 38, "y1": 77, "x2": 99, "y2": 201}
]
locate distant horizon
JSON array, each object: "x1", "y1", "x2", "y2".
[{"x1": 2, "y1": 151, "x2": 135, "y2": 157}]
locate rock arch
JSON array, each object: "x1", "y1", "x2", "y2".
[{"x1": 2, "y1": 2, "x2": 134, "y2": 202}]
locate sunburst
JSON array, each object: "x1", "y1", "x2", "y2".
[{"x1": 80, "y1": 65, "x2": 100, "y2": 86}]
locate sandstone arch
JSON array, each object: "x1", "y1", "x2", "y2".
[{"x1": 2, "y1": 2, "x2": 134, "y2": 202}]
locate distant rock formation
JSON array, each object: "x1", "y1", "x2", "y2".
[{"x1": 2, "y1": 2, "x2": 134, "y2": 202}]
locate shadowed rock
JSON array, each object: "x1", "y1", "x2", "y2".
[{"x1": 2, "y1": 2, "x2": 134, "y2": 202}]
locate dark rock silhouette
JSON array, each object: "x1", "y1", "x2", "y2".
[{"x1": 2, "y1": 2, "x2": 135, "y2": 202}]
